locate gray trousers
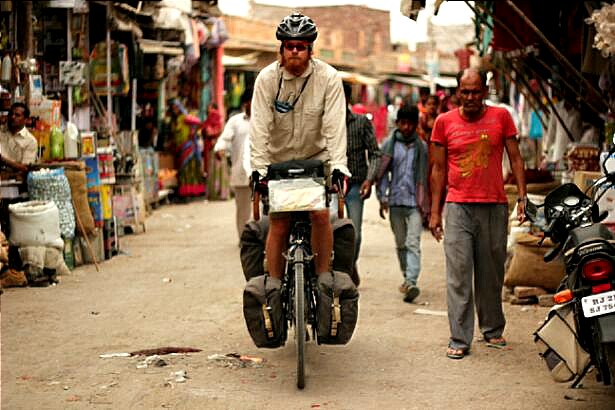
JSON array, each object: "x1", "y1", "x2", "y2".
[{"x1": 443, "y1": 203, "x2": 508, "y2": 350}]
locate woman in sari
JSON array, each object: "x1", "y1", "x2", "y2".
[
  {"x1": 202, "y1": 103, "x2": 230, "y2": 200},
  {"x1": 169, "y1": 99, "x2": 206, "y2": 198}
]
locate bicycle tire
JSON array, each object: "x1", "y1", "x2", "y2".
[{"x1": 294, "y1": 247, "x2": 306, "y2": 389}]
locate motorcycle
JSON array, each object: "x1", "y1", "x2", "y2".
[{"x1": 527, "y1": 147, "x2": 615, "y2": 387}]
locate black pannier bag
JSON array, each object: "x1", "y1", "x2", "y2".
[
  {"x1": 243, "y1": 275, "x2": 287, "y2": 348},
  {"x1": 316, "y1": 270, "x2": 359, "y2": 345},
  {"x1": 331, "y1": 218, "x2": 355, "y2": 274},
  {"x1": 240, "y1": 218, "x2": 269, "y2": 281},
  {"x1": 240, "y1": 215, "x2": 355, "y2": 280}
]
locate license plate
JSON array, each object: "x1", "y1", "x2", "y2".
[{"x1": 581, "y1": 290, "x2": 615, "y2": 318}]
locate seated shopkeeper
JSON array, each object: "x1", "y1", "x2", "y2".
[{"x1": 0, "y1": 102, "x2": 38, "y2": 172}]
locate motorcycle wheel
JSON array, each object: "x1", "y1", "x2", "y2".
[{"x1": 294, "y1": 247, "x2": 306, "y2": 389}]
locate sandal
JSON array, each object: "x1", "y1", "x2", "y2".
[
  {"x1": 485, "y1": 337, "x2": 507, "y2": 348},
  {"x1": 446, "y1": 347, "x2": 468, "y2": 360}
]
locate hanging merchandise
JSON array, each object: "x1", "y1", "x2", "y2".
[
  {"x1": 59, "y1": 61, "x2": 87, "y2": 86},
  {"x1": 1, "y1": 53, "x2": 11, "y2": 82},
  {"x1": 90, "y1": 41, "x2": 130, "y2": 96},
  {"x1": 204, "y1": 17, "x2": 229, "y2": 48},
  {"x1": 585, "y1": 3, "x2": 615, "y2": 57},
  {"x1": 529, "y1": 110, "x2": 544, "y2": 140}
]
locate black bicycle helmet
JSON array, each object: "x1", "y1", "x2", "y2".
[{"x1": 276, "y1": 12, "x2": 318, "y2": 42}]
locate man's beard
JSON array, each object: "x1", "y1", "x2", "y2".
[{"x1": 282, "y1": 55, "x2": 310, "y2": 76}]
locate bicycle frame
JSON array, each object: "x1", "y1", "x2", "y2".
[{"x1": 282, "y1": 212, "x2": 319, "y2": 340}]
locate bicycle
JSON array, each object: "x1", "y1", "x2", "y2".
[{"x1": 251, "y1": 159, "x2": 345, "y2": 389}]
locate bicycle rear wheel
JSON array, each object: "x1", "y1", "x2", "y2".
[{"x1": 294, "y1": 247, "x2": 306, "y2": 389}]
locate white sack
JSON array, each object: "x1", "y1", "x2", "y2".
[{"x1": 9, "y1": 200, "x2": 64, "y2": 249}]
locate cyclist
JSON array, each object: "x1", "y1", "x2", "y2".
[{"x1": 250, "y1": 12, "x2": 351, "y2": 281}]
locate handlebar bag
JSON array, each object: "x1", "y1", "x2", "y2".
[
  {"x1": 243, "y1": 275, "x2": 287, "y2": 348},
  {"x1": 316, "y1": 270, "x2": 359, "y2": 345},
  {"x1": 267, "y1": 160, "x2": 325, "y2": 180}
]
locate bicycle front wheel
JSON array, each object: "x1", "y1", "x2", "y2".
[{"x1": 294, "y1": 247, "x2": 306, "y2": 389}]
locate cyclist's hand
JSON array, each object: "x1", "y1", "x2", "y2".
[
  {"x1": 331, "y1": 169, "x2": 347, "y2": 195},
  {"x1": 251, "y1": 170, "x2": 268, "y2": 195}
]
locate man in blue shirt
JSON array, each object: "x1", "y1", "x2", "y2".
[{"x1": 377, "y1": 105, "x2": 429, "y2": 303}]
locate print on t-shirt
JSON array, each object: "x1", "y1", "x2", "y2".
[{"x1": 459, "y1": 133, "x2": 490, "y2": 177}]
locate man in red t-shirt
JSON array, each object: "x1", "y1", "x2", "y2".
[{"x1": 429, "y1": 68, "x2": 527, "y2": 360}]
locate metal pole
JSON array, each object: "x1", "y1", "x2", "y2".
[
  {"x1": 131, "y1": 78, "x2": 136, "y2": 131},
  {"x1": 67, "y1": 9, "x2": 73, "y2": 123},
  {"x1": 504, "y1": 0, "x2": 607, "y2": 110},
  {"x1": 106, "y1": 2, "x2": 112, "y2": 134}
]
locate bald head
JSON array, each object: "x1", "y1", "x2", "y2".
[
  {"x1": 456, "y1": 68, "x2": 487, "y2": 89},
  {"x1": 456, "y1": 68, "x2": 487, "y2": 119}
]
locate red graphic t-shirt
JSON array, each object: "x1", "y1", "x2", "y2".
[{"x1": 431, "y1": 106, "x2": 517, "y2": 203}]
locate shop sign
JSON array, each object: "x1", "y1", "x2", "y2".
[{"x1": 45, "y1": 0, "x2": 76, "y2": 8}]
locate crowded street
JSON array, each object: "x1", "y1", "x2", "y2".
[{"x1": 3, "y1": 197, "x2": 615, "y2": 409}]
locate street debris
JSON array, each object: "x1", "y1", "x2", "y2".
[
  {"x1": 130, "y1": 347, "x2": 202, "y2": 356},
  {"x1": 90, "y1": 311, "x2": 100, "y2": 315},
  {"x1": 167, "y1": 370, "x2": 188, "y2": 383},
  {"x1": 65, "y1": 395, "x2": 81, "y2": 402},
  {"x1": 100, "y1": 382, "x2": 118, "y2": 389},
  {"x1": 136, "y1": 355, "x2": 168, "y2": 369},
  {"x1": 413, "y1": 308, "x2": 447, "y2": 317},
  {"x1": 207, "y1": 353, "x2": 265, "y2": 368},
  {"x1": 162, "y1": 277, "x2": 172, "y2": 283},
  {"x1": 99, "y1": 352, "x2": 131, "y2": 359},
  {"x1": 564, "y1": 395, "x2": 586, "y2": 401}
]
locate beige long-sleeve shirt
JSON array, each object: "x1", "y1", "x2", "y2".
[{"x1": 250, "y1": 58, "x2": 349, "y2": 176}]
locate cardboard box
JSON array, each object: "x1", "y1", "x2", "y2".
[{"x1": 573, "y1": 171, "x2": 602, "y2": 194}]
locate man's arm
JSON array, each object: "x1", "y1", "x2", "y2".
[
  {"x1": 429, "y1": 143, "x2": 446, "y2": 241},
  {"x1": 361, "y1": 116, "x2": 381, "y2": 198},
  {"x1": 363, "y1": 117, "x2": 382, "y2": 183},
  {"x1": 0, "y1": 153, "x2": 29, "y2": 173},
  {"x1": 214, "y1": 116, "x2": 235, "y2": 153},
  {"x1": 250, "y1": 71, "x2": 274, "y2": 176},
  {"x1": 322, "y1": 73, "x2": 349, "y2": 175},
  {"x1": 505, "y1": 136, "x2": 527, "y2": 223}
]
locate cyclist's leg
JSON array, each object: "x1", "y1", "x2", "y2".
[
  {"x1": 266, "y1": 213, "x2": 291, "y2": 279},
  {"x1": 310, "y1": 209, "x2": 333, "y2": 274}
]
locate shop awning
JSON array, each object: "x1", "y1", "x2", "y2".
[
  {"x1": 338, "y1": 71, "x2": 381, "y2": 86},
  {"x1": 137, "y1": 39, "x2": 184, "y2": 56},
  {"x1": 424, "y1": 75, "x2": 458, "y2": 88},
  {"x1": 222, "y1": 52, "x2": 259, "y2": 67},
  {"x1": 388, "y1": 75, "x2": 430, "y2": 87}
]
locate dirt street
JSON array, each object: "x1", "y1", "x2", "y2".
[{"x1": 2, "y1": 197, "x2": 615, "y2": 409}]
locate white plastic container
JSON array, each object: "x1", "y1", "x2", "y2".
[{"x1": 64, "y1": 122, "x2": 80, "y2": 159}]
